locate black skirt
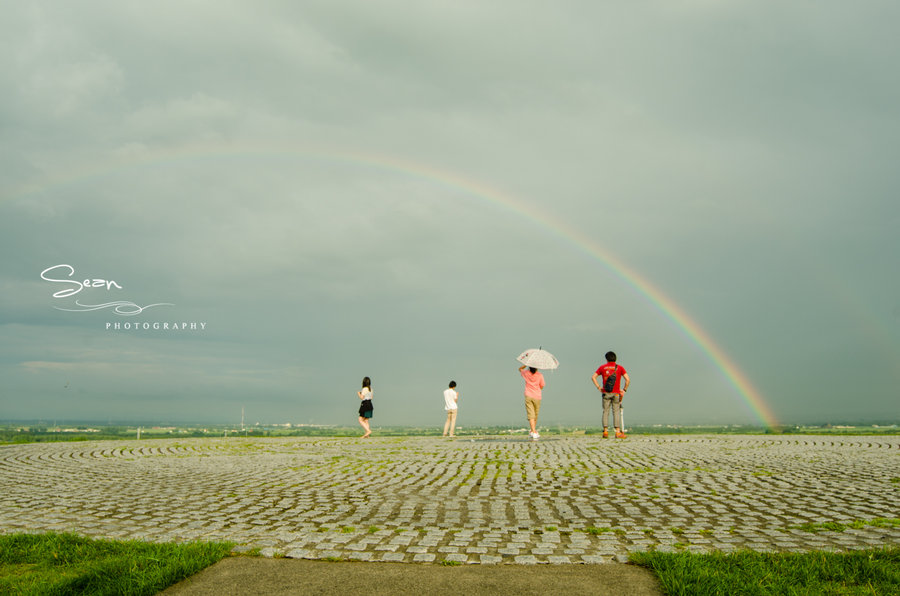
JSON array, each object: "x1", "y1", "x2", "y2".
[{"x1": 358, "y1": 400, "x2": 373, "y2": 418}]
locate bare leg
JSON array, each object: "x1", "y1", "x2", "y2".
[{"x1": 359, "y1": 416, "x2": 370, "y2": 437}]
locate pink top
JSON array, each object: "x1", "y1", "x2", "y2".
[{"x1": 520, "y1": 368, "x2": 545, "y2": 399}]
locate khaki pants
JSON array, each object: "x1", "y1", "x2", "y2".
[
  {"x1": 602, "y1": 393, "x2": 622, "y2": 429},
  {"x1": 443, "y1": 409, "x2": 457, "y2": 436},
  {"x1": 525, "y1": 397, "x2": 541, "y2": 420}
]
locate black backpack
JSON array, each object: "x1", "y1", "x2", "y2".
[{"x1": 603, "y1": 365, "x2": 618, "y2": 393}]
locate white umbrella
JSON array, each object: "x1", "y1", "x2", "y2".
[{"x1": 516, "y1": 348, "x2": 559, "y2": 370}]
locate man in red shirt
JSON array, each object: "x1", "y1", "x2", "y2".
[{"x1": 591, "y1": 351, "x2": 630, "y2": 438}]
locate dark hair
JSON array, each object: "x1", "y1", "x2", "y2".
[
  {"x1": 605, "y1": 351, "x2": 617, "y2": 362},
  {"x1": 529, "y1": 367, "x2": 537, "y2": 374},
  {"x1": 361, "y1": 376, "x2": 371, "y2": 389},
  {"x1": 448, "y1": 380, "x2": 457, "y2": 388}
]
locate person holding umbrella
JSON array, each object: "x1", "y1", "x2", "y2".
[{"x1": 517, "y1": 348, "x2": 558, "y2": 441}]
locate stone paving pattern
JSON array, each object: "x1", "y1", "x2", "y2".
[{"x1": 2, "y1": 435, "x2": 898, "y2": 564}]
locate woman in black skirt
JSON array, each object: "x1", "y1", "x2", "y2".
[{"x1": 357, "y1": 376, "x2": 373, "y2": 438}]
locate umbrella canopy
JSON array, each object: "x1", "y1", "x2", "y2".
[{"x1": 517, "y1": 348, "x2": 559, "y2": 370}]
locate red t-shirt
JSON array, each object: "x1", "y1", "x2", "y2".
[{"x1": 595, "y1": 362, "x2": 626, "y2": 394}]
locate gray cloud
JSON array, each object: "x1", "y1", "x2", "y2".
[{"x1": 2, "y1": 1, "x2": 898, "y2": 427}]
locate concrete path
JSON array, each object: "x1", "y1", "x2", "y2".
[
  {"x1": 160, "y1": 557, "x2": 664, "y2": 595},
  {"x1": 2, "y1": 434, "x2": 898, "y2": 569}
]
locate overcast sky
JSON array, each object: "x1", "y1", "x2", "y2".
[{"x1": 2, "y1": 1, "x2": 898, "y2": 428}]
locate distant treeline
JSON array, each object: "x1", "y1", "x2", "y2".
[{"x1": 1, "y1": 424, "x2": 897, "y2": 445}]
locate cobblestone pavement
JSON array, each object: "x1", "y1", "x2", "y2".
[{"x1": 2, "y1": 435, "x2": 898, "y2": 564}]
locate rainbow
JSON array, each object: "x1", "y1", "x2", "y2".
[
  {"x1": 3, "y1": 142, "x2": 780, "y2": 427},
  {"x1": 355, "y1": 151, "x2": 780, "y2": 428}
]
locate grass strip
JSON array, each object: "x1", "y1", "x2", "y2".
[
  {"x1": 790, "y1": 518, "x2": 900, "y2": 533},
  {"x1": 0, "y1": 532, "x2": 233, "y2": 596},
  {"x1": 630, "y1": 548, "x2": 900, "y2": 595}
]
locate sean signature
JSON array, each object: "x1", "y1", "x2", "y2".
[{"x1": 41, "y1": 264, "x2": 173, "y2": 315}]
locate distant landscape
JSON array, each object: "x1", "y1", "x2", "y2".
[{"x1": 2, "y1": 421, "x2": 898, "y2": 444}]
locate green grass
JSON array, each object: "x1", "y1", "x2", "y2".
[
  {"x1": 630, "y1": 548, "x2": 900, "y2": 596},
  {"x1": 791, "y1": 519, "x2": 900, "y2": 533},
  {"x1": 4, "y1": 533, "x2": 900, "y2": 595},
  {"x1": 0, "y1": 532, "x2": 233, "y2": 596}
]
